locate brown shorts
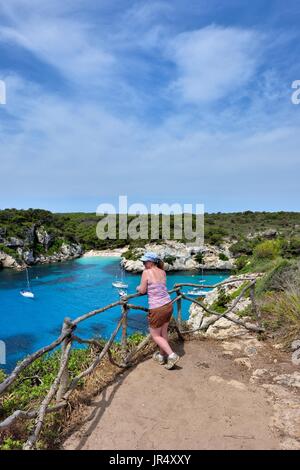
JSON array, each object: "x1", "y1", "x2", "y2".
[{"x1": 148, "y1": 301, "x2": 173, "y2": 329}]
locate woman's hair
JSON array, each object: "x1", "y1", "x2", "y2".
[{"x1": 156, "y1": 258, "x2": 165, "y2": 270}]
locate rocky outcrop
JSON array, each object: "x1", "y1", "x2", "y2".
[
  {"x1": 291, "y1": 340, "x2": 300, "y2": 366},
  {"x1": 247, "y1": 228, "x2": 278, "y2": 240},
  {"x1": 0, "y1": 251, "x2": 21, "y2": 269},
  {"x1": 121, "y1": 241, "x2": 235, "y2": 273},
  {"x1": 5, "y1": 237, "x2": 24, "y2": 248},
  {"x1": 33, "y1": 243, "x2": 83, "y2": 265},
  {"x1": 187, "y1": 273, "x2": 261, "y2": 337},
  {"x1": 36, "y1": 226, "x2": 53, "y2": 249},
  {"x1": 24, "y1": 225, "x2": 37, "y2": 245},
  {"x1": 0, "y1": 224, "x2": 83, "y2": 269}
]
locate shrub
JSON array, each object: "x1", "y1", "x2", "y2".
[
  {"x1": 127, "y1": 332, "x2": 145, "y2": 348},
  {"x1": 234, "y1": 255, "x2": 249, "y2": 271},
  {"x1": 259, "y1": 279, "x2": 300, "y2": 342},
  {"x1": 163, "y1": 255, "x2": 176, "y2": 266},
  {"x1": 194, "y1": 252, "x2": 204, "y2": 263},
  {"x1": 253, "y1": 240, "x2": 280, "y2": 260},
  {"x1": 122, "y1": 249, "x2": 140, "y2": 261},
  {"x1": 0, "y1": 437, "x2": 23, "y2": 450},
  {"x1": 229, "y1": 239, "x2": 256, "y2": 256},
  {"x1": 219, "y1": 253, "x2": 229, "y2": 261},
  {"x1": 255, "y1": 259, "x2": 295, "y2": 295},
  {"x1": 210, "y1": 287, "x2": 231, "y2": 313},
  {"x1": 281, "y1": 237, "x2": 300, "y2": 258}
]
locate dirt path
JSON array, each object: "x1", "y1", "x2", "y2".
[{"x1": 63, "y1": 340, "x2": 280, "y2": 450}]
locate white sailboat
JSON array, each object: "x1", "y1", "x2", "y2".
[
  {"x1": 112, "y1": 267, "x2": 128, "y2": 289},
  {"x1": 20, "y1": 267, "x2": 35, "y2": 299},
  {"x1": 187, "y1": 288, "x2": 207, "y2": 297}
]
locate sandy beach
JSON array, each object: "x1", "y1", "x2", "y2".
[{"x1": 82, "y1": 247, "x2": 129, "y2": 258}]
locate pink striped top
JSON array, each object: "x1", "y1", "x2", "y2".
[{"x1": 147, "y1": 281, "x2": 171, "y2": 309}]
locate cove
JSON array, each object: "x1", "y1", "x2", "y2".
[{"x1": 0, "y1": 256, "x2": 229, "y2": 372}]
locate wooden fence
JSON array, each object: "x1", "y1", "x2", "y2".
[{"x1": 0, "y1": 276, "x2": 263, "y2": 449}]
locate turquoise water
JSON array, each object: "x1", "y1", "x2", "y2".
[{"x1": 0, "y1": 257, "x2": 229, "y2": 372}]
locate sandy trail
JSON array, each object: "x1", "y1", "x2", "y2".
[{"x1": 63, "y1": 340, "x2": 279, "y2": 450}]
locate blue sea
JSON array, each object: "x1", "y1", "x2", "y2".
[{"x1": 0, "y1": 257, "x2": 229, "y2": 372}]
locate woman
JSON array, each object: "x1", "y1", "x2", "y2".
[{"x1": 136, "y1": 252, "x2": 180, "y2": 370}]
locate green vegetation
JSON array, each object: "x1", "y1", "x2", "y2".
[
  {"x1": 232, "y1": 233, "x2": 300, "y2": 345},
  {"x1": 0, "y1": 331, "x2": 146, "y2": 449},
  {"x1": 210, "y1": 287, "x2": 231, "y2": 313},
  {"x1": 0, "y1": 348, "x2": 93, "y2": 449},
  {"x1": 122, "y1": 248, "x2": 140, "y2": 261},
  {"x1": 219, "y1": 253, "x2": 229, "y2": 261},
  {"x1": 253, "y1": 240, "x2": 281, "y2": 259},
  {"x1": 1, "y1": 209, "x2": 300, "y2": 264},
  {"x1": 163, "y1": 255, "x2": 176, "y2": 265},
  {"x1": 194, "y1": 252, "x2": 204, "y2": 263},
  {"x1": 256, "y1": 261, "x2": 300, "y2": 344}
]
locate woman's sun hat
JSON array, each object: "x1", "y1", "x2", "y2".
[{"x1": 140, "y1": 251, "x2": 160, "y2": 263}]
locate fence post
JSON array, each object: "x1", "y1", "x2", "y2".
[
  {"x1": 56, "y1": 317, "x2": 72, "y2": 402},
  {"x1": 121, "y1": 302, "x2": 128, "y2": 360},
  {"x1": 176, "y1": 288, "x2": 182, "y2": 326}
]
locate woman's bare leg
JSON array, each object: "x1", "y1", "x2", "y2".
[
  {"x1": 161, "y1": 321, "x2": 169, "y2": 342},
  {"x1": 161, "y1": 322, "x2": 174, "y2": 355},
  {"x1": 149, "y1": 326, "x2": 173, "y2": 356}
]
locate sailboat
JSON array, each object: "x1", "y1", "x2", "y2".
[
  {"x1": 186, "y1": 288, "x2": 207, "y2": 297},
  {"x1": 112, "y1": 267, "x2": 128, "y2": 289},
  {"x1": 187, "y1": 264, "x2": 206, "y2": 296},
  {"x1": 20, "y1": 267, "x2": 35, "y2": 299}
]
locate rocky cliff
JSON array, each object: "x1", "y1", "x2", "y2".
[
  {"x1": 0, "y1": 224, "x2": 83, "y2": 269},
  {"x1": 120, "y1": 240, "x2": 235, "y2": 272}
]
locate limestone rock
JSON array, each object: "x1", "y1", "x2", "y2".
[
  {"x1": 262, "y1": 384, "x2": 300, "y2": 445},
  {"x1": 121, "y1": 240, "x2": 236, "y2": 273},
  {"x1": 222, "y1": 341, "x2": 243, "y2": 352},
  {"x1": 205, "y1": 320, "x2": 246, "y2": 340},
  {"x1": 292, "y1": 349, "x2": 300, "y2": 366},
  {"x1": 291, "y1": 340, "x2": 300, "y2": 351},
  {"x1": 187, "y1": 273, "x2": 261, "y2": 335},
  {"x1": 250, "y1": 369, "x2": 271, "y2": 384},
  {"x1": 36, "y1": 226, "x2": 53, "y2": 249},
  {"x1": 0, "y1": 251, "x2": 20, "y2": 268},
  {"x1": 22, "y1": 250, "x2": 35, "y2": 265},
  {"x1": 24, "y1": 224, "x2": 36, "y2": 245},
  {"x1": 209, "y1": 375, "x2": 224, "y2": 385},
  {"x1": 273, "y1": 372, "x2": 300, "y2": 389},
  {"x1": 227, "y1": 379, "x2": 247, "y2": 391},
  {"x1": 60, "y1": 243, "x2": 83, "y2": 258},
  {"x1": 234, "y1": 357, "x2": 252, "y2": 370},
  {"x1": 5, "y1": 237, "x2": 24, "y2": 248}
]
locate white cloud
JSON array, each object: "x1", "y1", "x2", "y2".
[
  {"x1": 167, "y1": 25, "x2": 262, "y2": 104},
  {"x1": 0, "y1": 2, "x2": 115, "y2": 85},
  {"x1": 0, "y1": 2, "x2": 299, "y2": 211}
]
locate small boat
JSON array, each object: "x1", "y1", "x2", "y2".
[
  {"x1": 20, "y1": 268, "x2": 35, "y2": 299},
  {"x1": 118, "y1": 289, "x2": 127, "y2": 297},
  {"x1": 112, "y1": 268, "x2": 128, "y2": 289},
  {"x1": 20, "y1": 290, "x2": 34, "y2": 299},
  {"x1": 187, "y1": 288, "x2": 207, "y2": 297},
  {"x1": 112, "y1": 280, "x2": 128, "y2": 289}
]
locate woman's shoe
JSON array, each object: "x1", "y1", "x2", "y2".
[
  {"x1": 152, "y1": 351, "x2": 166, "y2": 365},
  {"x1": 164, "y1": 353, "x2": 180, "y2": 370}
]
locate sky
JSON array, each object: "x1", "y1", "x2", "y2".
[{"x1": 0, "y1": 0, "x2": 299, "y2": 213}]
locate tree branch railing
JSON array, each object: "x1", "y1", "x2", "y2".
[{"x1": 0, "y1": 275, "x2": 262, "y2": 449}]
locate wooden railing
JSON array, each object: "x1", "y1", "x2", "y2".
[{"x1": 0, "y1": 276, "x2": 263, "y2": 449}]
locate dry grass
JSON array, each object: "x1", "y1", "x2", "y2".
[{"x1": 258, "y1": 261, "x2": 300, "y2": 346}]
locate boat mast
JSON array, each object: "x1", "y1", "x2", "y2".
[{"x1": 26, "y1": 268, "x2": 30, "y2": 290}]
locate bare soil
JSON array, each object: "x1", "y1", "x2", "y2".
[{"x1": 63, "y1": 339, "x2": 280, "y2": 450}]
